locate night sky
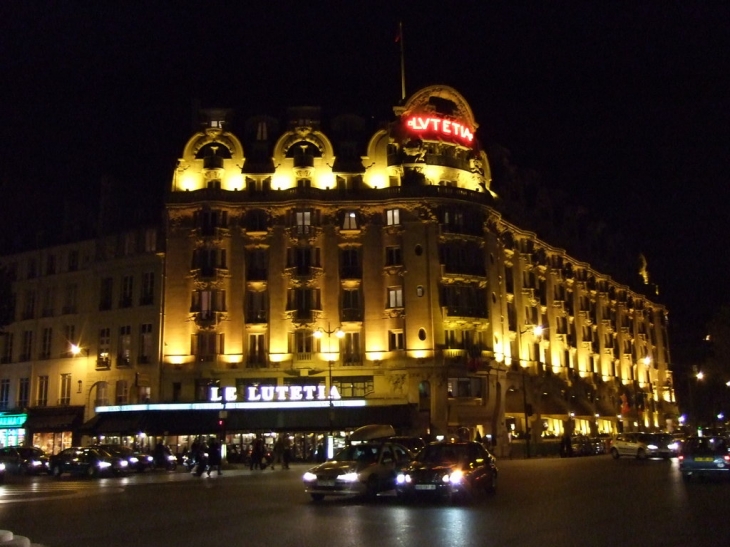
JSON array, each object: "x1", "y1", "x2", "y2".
[{"x1": 2, "y1": 1, "x2": 728, "y2": 366}]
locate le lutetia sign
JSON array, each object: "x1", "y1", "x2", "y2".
[
  {"x1": 209, "y1": 385, "x2": 341, "y2": 403},
  {"x1": 404, "y1": 115, "x2": 474, "y2": 145}
]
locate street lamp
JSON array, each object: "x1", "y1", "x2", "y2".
[
  {"x1": 314, "y1": 322, "x2": 344, "y2": 458},
  {"x1": 518, "y1": 325, "x2": 545, "y2": 459}
]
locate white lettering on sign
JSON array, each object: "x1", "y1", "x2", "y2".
[
  {"x1": 405, "y1": 116, "x2": 474, "y2": 143},
  {"x1": 215, "y1": 385, "x2": 342, "y2": 403}
]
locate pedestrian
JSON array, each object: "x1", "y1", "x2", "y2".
[
  {"x1": 250, "y1": 435, "x2": 264, "y2": 470},
  {"x1": 207, "y1": 437, "x2": 222, "y2": 476},
  {"x1": 271, "y1": 435, "x2": 285, "y2": 470},
  {"x1": 282, "y1": 436, "x2": 292, "y2": 469}
]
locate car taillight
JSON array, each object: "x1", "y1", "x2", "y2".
[
  {"x1": 724, "y1": 455, "x2": 730, "y2": 463},
  {"x1": 678, "y1": 455, "x2": 684, "y2": 461}
]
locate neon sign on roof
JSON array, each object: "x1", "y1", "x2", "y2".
[{"x1": 405, "y1": 116, "x2": 474, "y2": 144}]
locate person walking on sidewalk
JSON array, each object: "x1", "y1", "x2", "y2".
[
  {"x1": 207, "y1": 437, "x2": 222, "y2": 476},
  {"x1": 271, "y1": 435, "x2": 285, "y2": 470}
]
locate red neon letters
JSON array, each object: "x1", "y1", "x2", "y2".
[{"x1": 405, "y1": 116, "x2": 474, "y2": 143}]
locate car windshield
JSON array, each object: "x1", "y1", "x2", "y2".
[
  {"x1": 417, "y1": 444, "x2": 472, "y2": 464},
  {"x1": 684, "y1": 437, "x2": 729, "y2": 455},
  {"x1": 333, "y1": 445, "x2": 379, "y2": 463}
]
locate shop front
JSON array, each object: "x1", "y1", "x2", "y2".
[
  {"x1": 0, "y1": 412, "x2": 27, "y2": 447},
  {"x1": 82, "y1": 398, "x2": 417, "y2": 462},
  {"x1": 23, "y1": 406, "x2": 85, "y2": 454}
]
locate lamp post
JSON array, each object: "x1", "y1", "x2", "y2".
[
  {"x1": 518, "y1": 325, "x2": 544, "y2": 459},
  {"x1": 314, "y1": 322, "x2": 344, "y2": 458},
  {"x1": 642, "y1": 356, "x2": 653, "y2": 428}
]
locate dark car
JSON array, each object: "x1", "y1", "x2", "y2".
[
  {"x1": 0, "y1": 446, "x2": 50, "y2": 475},
  {"x1": 395, "y1": 441, "x2": 498, "y2": 503},
  {"x1": 679, "y1": 436, "x2": 730, "y2": 480},
  {"x1": 49, "y1": 446, "x2": 129, "y2": 478},
  {"x1": 99, "y1": 444, "x2": 154, "y2": 472},
  {"x1": 303, "y1": 440, "x2": 412, "y2": 501}
]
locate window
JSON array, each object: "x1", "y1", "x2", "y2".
[
  {"x1": 27, "y1": 257, "x2": 37, "y2": 279},
  {"x1": 68, "y1": 249, "x2": 79, "y2": 271},
  {"x1": 245, "y1": 248, "x2": 268, "y2": 280},
  {"x1": 192, "y1": 289, "x2": 226, "y2": 317},
  {"x1": 46, "y1": 254, "x2": 56, "y2": 275},
  {"x1": 387, "y1": 287, "x2": 403, "y2": 308},
  {"x1": 118, "y1": 326, "x2": 131, "y2": 366},
  {"x1": 172, "y1": 382, "x2": 182, "y2": 402},
  {"x1": 98, "y1": 328, "x2": 111, "y2": 368},
  {"x1": 289, "y1": 330, "x2": 319, "y2": 359},
  {"x1": 245, "y1": 290, "x2": 268, "y2": 323},
  {"x1": 64, "y1": 325, "x2": 76, "y2": 352},
  {"x1": 17, "y1": 378, "x2": 29, "y2": 408},
  {"x1": 386, "y1": 209, "x2": 400, "y2": 226},
  {"x1": 60, "y1": 373, "x2": 71, "y2": 405},
  {"x1": 63, "y1": 283, "x2": 77, "y2": 314},
  {"x1": 343, "y1": 332, "x2": 362, "y2": 365},
  {"x1": 192, "y1": 333, "x2": 224, "y2": 360},
  {"x1": 342, "y1": 211, "x2": 359, "y2": 230},
  {"x1": 23, "y1": 289, "x2": 35, "y2": 320},
  {"x1": 141, "y1": 272, "x2": 155, "y2": 305},
  {"x1": 144, "y1": 228, "x2": 157, "y2": 252},
  {"x1": 139, "y1": 323, "x2": 153, "y2": 364},
  {"x1": 333, "y1": 376, "x2": 374, "y2": 398},
  {"x1": 21, "y1": 331, "x2": 33, "y2": 361},
  {"x1": 295, "y1": 210, "x2": 312, "y2": 235},
  {"x1": 1, "y1": 333, "x2": 13, "y2": 364},
  {"x1": 447, "y1": 377, "x2": 482, "y2": 398},
  {"x1": 389, "y1": 330, "x2": 404, "y2": 351},
  {"x1": 40, "y1": 327, "x2": 52, "y2": 359},
  {"x1": 0, "y1": 379, "x2": 9, "y2": 410},
  {"x1": 41, "y1": 287, "x2": 55, "y2": 317},
  {"x1": 115, "y1": 380, "x2": 129, "y2": 405},
  {"x1": 120, "y1": 275, "x2": 133, "y2": 307},
  {"x1": 340, "y1": 248, "x2": 360, "y2": 278},
  {"x1": 37, "y1": 376, "x2": 49, "y2": 407},
  {"x1": 385, "y1": 246, "x2": 402, "y2": 266},
  {"x1": 100, "y1": 277, "x2": 113, "y2": 310},
  {"x1": 342, "y1": 288, "x2": 362, "y2": 321},
  {"x1": 247, "y1": 333, "x2": 267, "y2": 367},
  {"x1": 124, "y1": 233, "x2": 136, "y2": 255}
]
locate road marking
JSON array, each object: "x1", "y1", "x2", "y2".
[{"x1": 0, "y1": 481, "x2": 125, "y2": 504}]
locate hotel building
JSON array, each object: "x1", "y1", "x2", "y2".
[{"x1": 0, "y1": 85, "x2": 677, "y2": 457}]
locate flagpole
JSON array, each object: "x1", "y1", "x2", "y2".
[{"x1": 399, "y1": 21, "x2": 406, "y2": 101}]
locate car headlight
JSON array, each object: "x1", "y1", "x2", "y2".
[
  {"x1": 98, "y1": 461, "x2": 112, "y2": 469},
  {"x1": 337, "y1": 472, "x2": 360, "y2": 482},
  {"x1": 129, "y1": 457, "x2": 139, "y2": 464},
  {"x1": 396, "y1": 473, "x2": 411, "y2": 484},
  {"x1": 0, "y1": 462, "x2": 5, "y2": 471},
  {"x1": 668, "y1": 442, "x2": 679, "y2": 451},
  {"x1": 118, "y1": 460, "x2": 129, "y2": 468},
  {"x1": 167, "y1": 454, "x2": 177, "y2": 462},
  {"x1": 303, "y1": 471, "x2": 317, "y2": 482},
  {"x1": 443, "y1": 470, "x2": 464, "y2": 484},
  {"x1": 647, "y1": 444, "x2": 658, "y2": 450}
]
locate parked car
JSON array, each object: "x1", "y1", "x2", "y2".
[
  {"x1": 49, "y1": 447, "x2": 129, "y2": 478},
  {"x1": 303, "y1": 440, "x2": 412, "y2": 501},
  {"x1": 395, "y1": 441, "x2": 498, "y2": 503},
  {"x1": 679, "y1": 436, "x2": 730, "y2": 480},
  {"x1": 98, "y1": 444, "x2": 154, "y2": 472},
  {"x1": 0, "y1": 446, "x2": 50, "y2": 475},
  {"x1": 610, "y1": 432, "x2": 676, "y2": 460},
  {"x1": 570, "y1": 435, "x2": 595, "y2": 457}
]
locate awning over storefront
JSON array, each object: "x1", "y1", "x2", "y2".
[
  {"x1": 81, "y1": 404, "x2": 417, "y2": 436},
  {"x1": 23, "y1": 406, "x2": 85, "y2": 432}
]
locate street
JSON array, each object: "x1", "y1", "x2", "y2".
[{"x1": 1, "y1": 455, "x2": 729, "y2": 547}]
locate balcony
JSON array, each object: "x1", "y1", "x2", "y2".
[
  {"x1": 96, "y1": 356, "x2": 111, "y2": 370},
  {"x1": 117, "y1": 356, "x2": 132, "y2": 368},
  {"x1": 343, "y1": 354, "x2": 363, "y2": 366},
  {"x1": 442, "y1": 306, "x2": 489, "y2": 320},
  {"x1": 245, "y1": 310, "x2": 268, "y2": 324},
  {"x1": 246, "y1": 355, "x2": 268, "y2": 368},
  {"x1": 341, "y1": 309, "x2": 363, "y2": 322}
]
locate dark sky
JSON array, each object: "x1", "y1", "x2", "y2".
[{"x1": 2, "y1": 1, "x2": 728, "y2": 362}]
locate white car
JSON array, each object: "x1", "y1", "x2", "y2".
[{"x1": 610, "y1": 432, "x2": 676, "y2": 460}]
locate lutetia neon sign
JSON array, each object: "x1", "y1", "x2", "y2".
[
  {"x1": 209, "y1": 385, "x2": 341, "y2": 403},
  {"x1": 405, "y1": 116, "x2": 474, "y2": 144}
]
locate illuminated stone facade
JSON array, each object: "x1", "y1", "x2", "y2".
[{"x1": 0, "y1": 85, "x2": 677, "y2": 455}]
